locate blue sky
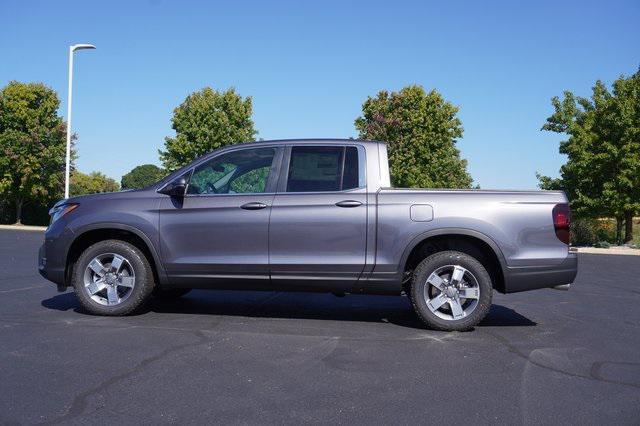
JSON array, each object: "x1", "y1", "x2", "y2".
[{"x1": 2, "y1": 0, "x2": 638, "y2": 189}]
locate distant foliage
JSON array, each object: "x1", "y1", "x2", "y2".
[
  {"x1": 0, "y1": 81, "x2": 70, "y2": 224},
  {"x1": 539, "y1": 71, "x2": 640, "y2": 243},
  {"x1": 0, "y1": 198, "x2": 49, "y2": 226},
  {"x1": 70, "y1": 171, "x2": 119, "y2": 196},
  {"x1": 535, "y1": 173, "x2": 564, "y2": 191},
  {"x1": 355, "y1": 85, "x2": 472, "y2": 189},
  {"x1": 569, "y1": 219, "x2": 596, "y2": 246},
  {"x1": 229, "y1": 168, "x2": 269, "y2": 193},
  {"x1": 121, "y1": 164, "x2": 165, "y2": 189},
  {"x1": 159, "y1": 87, "x2": 257, "y2": 171},
  {"x1": 189, "y1": 161, "x2": 269, "y2": 195}
]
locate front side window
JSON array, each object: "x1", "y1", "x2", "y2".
[
  {"x1": 286, "y1": 146, "x2": 360, "y2": 192},
  {"x1": 187, "y1": 147, "x2": 275, "y2": 195}
]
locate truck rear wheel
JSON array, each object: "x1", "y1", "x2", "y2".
[
  {"x1": 410, "y1": 251, "x2": 492, "y2": 331},
  {"x1": 72, "y1": 239, "x2": 155, "y2": 316}
]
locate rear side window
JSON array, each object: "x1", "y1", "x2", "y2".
[{"x1": 286, "y1": 146, "x2": 360, "y2": 192}]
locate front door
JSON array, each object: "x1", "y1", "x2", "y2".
[
  {"x1": 269, "y1": 145, "x2": 368, "y2": 291},
  {"x1": 159, "y1": 146, "x2": 280, "y2": 288}
]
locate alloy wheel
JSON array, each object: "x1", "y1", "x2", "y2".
[
  {"x1": 423, "y1": 264, "x2": 480, "y2": 321},
  {"x1": 83, "y1": 253, "x2": 136, "y2": 306}
]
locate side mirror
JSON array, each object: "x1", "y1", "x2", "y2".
[{"x1": 158, "y1": 176, "x2": 187, "y2": 197}]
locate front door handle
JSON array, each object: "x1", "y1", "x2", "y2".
[
  {"x1": 335, "y1": 200, "x2": 362, "y2": 208},
  {"x1": 240, "y1": 202, "x2": 268, "y2": 210}
]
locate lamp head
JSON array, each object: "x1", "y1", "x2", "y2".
[{"x1": 71, "y1": 44, "x2": 96, "y2": 51}]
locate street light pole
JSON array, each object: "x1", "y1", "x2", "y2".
[{"x1": 65, "y1": 43, "x2": 96, "y2": 199}]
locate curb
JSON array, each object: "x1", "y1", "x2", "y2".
[
  {"x1": 574, "y1": 247, "x2": 640, "y2": 256},
  {"x1": 0, "y1": 224, "x2": 47, "y2": 232}
]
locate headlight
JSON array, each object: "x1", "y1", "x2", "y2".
[{"x1": 49, "y1": 203, "x2": 79, "y2": 225}]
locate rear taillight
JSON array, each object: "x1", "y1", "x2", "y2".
[{"x1": 552, "y1": 203, "x2": 571, "y2": 245}]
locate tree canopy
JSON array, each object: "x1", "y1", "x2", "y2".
[
  {"x1": 121, "y1": 164, "x2": 165, "y2": 190},
  {"x1": 0, "y1": 81, "x2": 69, "y2": 224},
  {"x1": 159, "y1": 87, "x2": 257, "y2": 171},
  {"x1": 70, "y1": 171, "x2": 119, "y2": 196},
  {"x1": 539, "y1": 71, "x2": 640, "y2": 243},
  {"x1": 355, "y1": 85, "x2": 472, "y2": 188}
]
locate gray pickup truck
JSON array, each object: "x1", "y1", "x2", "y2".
[{"x1": 39, "y1": 139, "x2": 577, "y2": 331}]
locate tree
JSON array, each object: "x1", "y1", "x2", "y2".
[
  {"x1": 70, "y1": 171, "x2": 119, "y2": 196},
  {"x1": 535, "y1": 173, "x2": 564, "y2": 191},
  {"x1": 539, "y1": 72, "x2": 640, "y2": 244},
  {"x1": 0, "y1": 81, "x2": 69, "y2": 224},
  {"x1": 354, "y1": 85, "x2": 472, "y2": 188},
  {"x1": 121, "y1": 164, "x2": 165, "y2": 189},
  {"x1": 608, "y1": 72, "x2": 640, "y2": 242},
  {"x1": 159, "y1": 87, "x2": 257, "y2": 171}
]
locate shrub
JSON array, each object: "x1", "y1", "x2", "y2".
[
  {"x1": 593, "y1": 219, "x2": 616, "y2": 243},
  {"x1": 0, "y1": 200, "x2": 50, "y2": 226},
  {"x1": 570, "y1": 217, "x2": 618, "y2": 246},
  {"x1": 594, "y1": 241, "x2": 611, "y2": 248},
  {"x1": 570, "y1": 218, "x2": 597, "y2": 246}
]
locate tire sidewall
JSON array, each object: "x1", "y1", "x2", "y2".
[
  {"x1": 72, "y1": 240, "x2": 154, "y2": 315},
  {"x1": 411, "y1": 251, "x2": 492, "y2": 331}
]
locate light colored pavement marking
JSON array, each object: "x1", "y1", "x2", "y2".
[
  {"x1": 0, "y1": 224, "x2": 46, "y2": 232},
  {"x1": 0, "y1": 285, "x2": 46, "y2": 293}
]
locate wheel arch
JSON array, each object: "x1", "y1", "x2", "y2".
[
  {"x1": 401, "y1": 228, "x2": 507, "y2": 293},
  {"x1": 65, "y1": 223, "x2": 166, "y2": 287}
]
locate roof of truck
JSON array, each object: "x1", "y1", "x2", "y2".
[
  {"x1": 251, "y1": 138, "x2": 384, "y2": 145},
  {"x1": 156, "y1": 138, "x2": 385, "y2": 186}
]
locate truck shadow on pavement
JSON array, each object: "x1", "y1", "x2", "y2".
[{"x1": 41, "y1": 290, "x2": 536, "y2": 329}]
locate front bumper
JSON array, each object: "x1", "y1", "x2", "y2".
[
  {"x1": 38, "y1": 242, "x2": 66, "y2": 290},
  {"x1": 38, "y1": 224, "x2": 75, "y2": 290},
  {"x1": 503, "y1": 252, "x2": 578, "y2": 293}
]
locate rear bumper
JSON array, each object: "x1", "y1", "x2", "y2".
[{"x1": 503, "y1": 252, "x2": 578, "y2": 293}]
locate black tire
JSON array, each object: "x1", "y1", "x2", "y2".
[
  {"x1": 153, "y1": 288, "x2": 192, "y2": 299},
  {"x1": 410, "y1": 251, "x2": 492, "y2": 331},
  {"x1": 72, "y1": 239, "x2": 155, "y2": 316}
]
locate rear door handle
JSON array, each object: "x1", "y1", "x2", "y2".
[
  {"x1": 335, "y1": 200, "x2": 362, "y2": 208},
  {"x1": 240, "y1": 202, "x2": 268, "y2": 210}
]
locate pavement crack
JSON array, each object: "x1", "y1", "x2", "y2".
[
  {"x1": 590, "y1": 361, "x2": 640, "y2": 388},
  {"x1": 481, "y1": 330, "x2": 640, "y2": 390},
  {"x1": 39, "y1": 329, "x2": 211, "y2": 425}
]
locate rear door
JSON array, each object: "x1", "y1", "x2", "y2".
[{"x1": 268, "y1": 144, "x2": 368, "y2": 290}]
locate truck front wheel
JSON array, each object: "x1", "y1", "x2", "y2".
[
  {"x1": 72, "y1": 239, "x2": 155, "y2": 316},
  {"x1": 410, "y1": 251, "x2": 492, "y2": 331}
]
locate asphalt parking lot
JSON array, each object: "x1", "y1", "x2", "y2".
[{"x1": 1, "y1": 229, "x2": 639, "y2": 425}]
